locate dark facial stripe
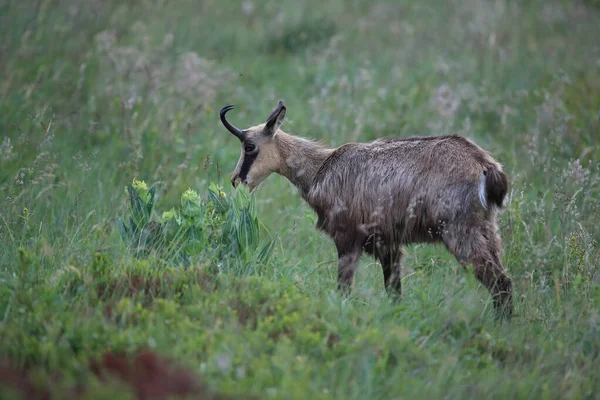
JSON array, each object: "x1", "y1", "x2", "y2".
[{"x1": 238, "y1": 150, "x2": 259, "y2": 181}]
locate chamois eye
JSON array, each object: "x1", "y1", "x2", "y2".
[{"x1": 244, "y1": 143, "x2": 256, "y2": 153}]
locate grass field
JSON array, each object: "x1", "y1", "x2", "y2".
[{"x1": 1, "y1": 0, "x2": 600, "y2": 398}]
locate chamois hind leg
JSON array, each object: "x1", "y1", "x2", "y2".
[
  {"x1": 443, "y1": 221, "x2": 513, "y2": 319},
  {"x1": 335, "y1": 235, "x2": 364, "y2": 297},
  {"x1": 485, "y1": 220, "x2": 513, "y2": 318}
]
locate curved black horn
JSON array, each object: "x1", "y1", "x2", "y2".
[{"x1": 219, "y1": 105, "x2": 245, "y2": 141}]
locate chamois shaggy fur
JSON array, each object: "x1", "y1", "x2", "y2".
[{"x1": 220, "y1": 101, "x2": 513, "y2": 318}]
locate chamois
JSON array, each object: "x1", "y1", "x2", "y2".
[{"x1": 219, "y1": 100, "x2": 513, "y2": 318}]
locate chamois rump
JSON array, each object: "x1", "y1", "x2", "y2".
[{"x1": 219, "y1": 100, "x2": 513, "y2": 318}]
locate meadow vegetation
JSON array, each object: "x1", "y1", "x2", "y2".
[{"x1": 1, "y1": 0, "x2": 599, "y2": 398}]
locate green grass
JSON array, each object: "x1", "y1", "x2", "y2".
[{"x1": 1, "y1": 0, "x2": 600, "y2": 398}]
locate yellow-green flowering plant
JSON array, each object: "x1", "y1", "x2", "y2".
[
  {"x1": 116, "y1": 178, "x2": 158, "y2": 259},
  {"x1": 116, "y1": 178, "x2": 276, "y2": 270}
]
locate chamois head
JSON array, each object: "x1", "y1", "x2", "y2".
[{"x1": 220, "y1": 101, "x2": 287, "y2": 192}]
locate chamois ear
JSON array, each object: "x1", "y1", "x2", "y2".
[{"x1": 264, "y1": 100, "x2": 286, "y2": 136}]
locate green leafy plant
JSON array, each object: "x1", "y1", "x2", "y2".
[
  {"x1": 116, "y1": 178, "x2": 160, "y2": 260},
  {"x1": 116, "y1": 178, "x2": 276, "y2": 269}
]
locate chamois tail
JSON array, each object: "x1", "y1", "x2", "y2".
[{"x1": 479, "y1": 165, "x2": 508, "y2": 209}]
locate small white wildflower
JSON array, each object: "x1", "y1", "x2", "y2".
[
  {"x1": 68, "y1": 4, "x2": 79, "y2": 16},
  {"x1": 236, "y1": 366, "x2": 246, "y2": 379},
  {"x1": 125, "y1": 95, "x2": 141, "y2": 110},
  {"x1": 541, "y1": 3, "x2": 565, "y2": 24},
  {"x1": 565, "y1": 159, "x2": 590, "y2": 186},
  {"x1": 215, "y1": 353, "x2": 231, "y2": 373},
  {"x1": 162, "y1": 33, "x2": 174, "y2": 49},
  {"x1": 431, "y1": 84, "x2": 460, "y2": 120},
  {"x1": 0, "y1": 137, "x2": 14, "y2": 161},
  {"x1": 241, "y1": 1, "x2": 254, "y2": 15},
  {"x1": 95, "y1": 30, "x2": 116, "y2": 53},
  {"x1": 501, "y1": 105, "x2": 514, "y2": 126},
  {"x1": 435, "y1": 58, "x2": 450, "y2": 74}
]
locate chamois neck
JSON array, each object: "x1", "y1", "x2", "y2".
[{"x1": 274, "y1": 131, "x2": 333, "y2": 197}]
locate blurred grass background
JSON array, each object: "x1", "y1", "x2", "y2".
[{"x1": 1, "y1": 0, "x2": 599, "y2": 398}]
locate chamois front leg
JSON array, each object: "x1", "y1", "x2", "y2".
[
  {"x1": 377, "y1": 245, "x2": 403, "y2": 299},
  {"x1": 335, "y1": 239, "x2": 363, "y2": 297}
]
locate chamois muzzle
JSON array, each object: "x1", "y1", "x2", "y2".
[{"x1": 219, "y1": 105, "x2": 245, "y2": 141}]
